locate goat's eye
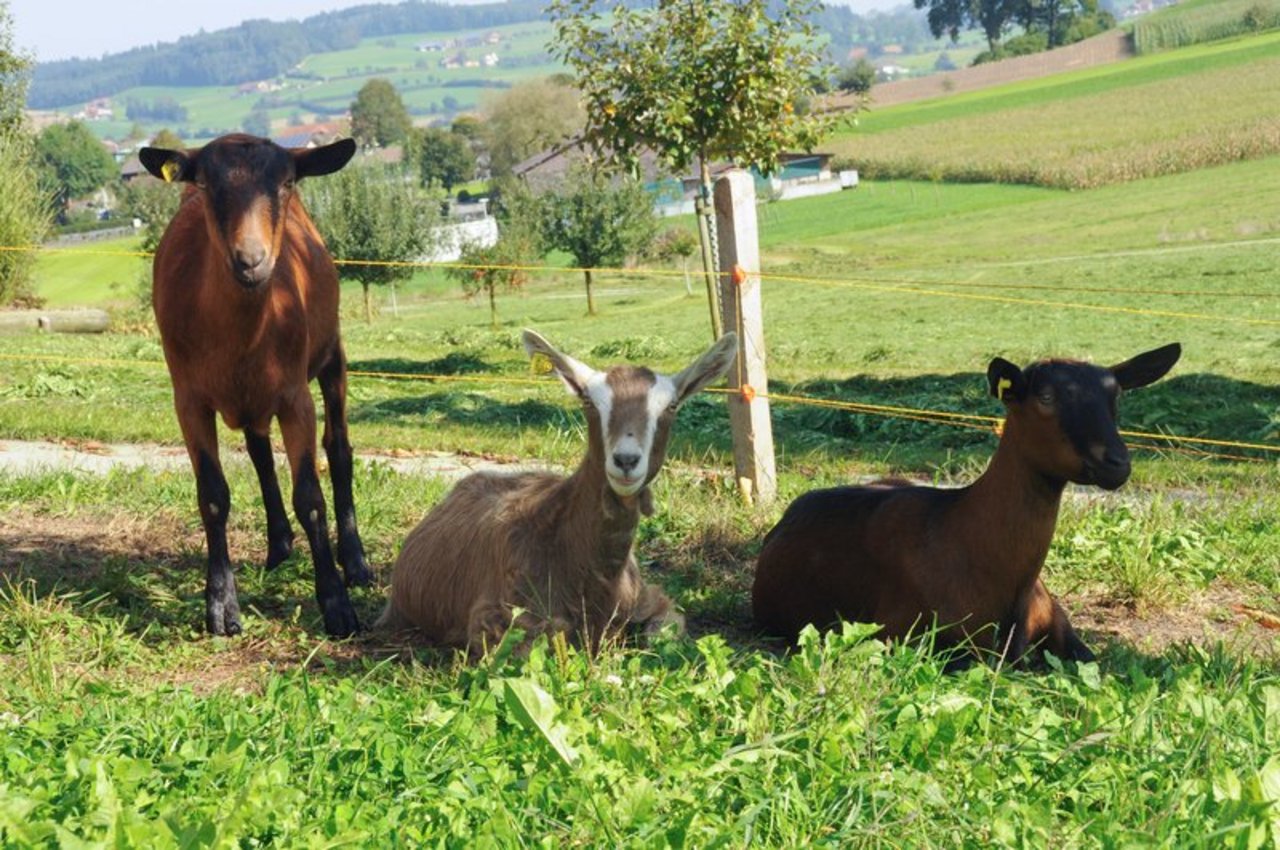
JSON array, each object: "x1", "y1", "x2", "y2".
[
  {"x1": 1036, "y1": 391, "x2": 1054, "y2": 406},
  {"x1": 280, "y1": 179, "x2": 295, "y2": 193},
  {"x1": 667, "y1": 401, "x2": 679, "y2": 413}
]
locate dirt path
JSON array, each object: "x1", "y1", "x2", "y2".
[{"x1": 0, "y1": 437, "x2": 534, "y2": 481}]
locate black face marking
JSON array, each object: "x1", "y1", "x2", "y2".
[
  {"x1": 196, "y1": 138, "x2": 295, "y2": 284},
  {"x1": 1023, "y1": 360, "x2": 1130, "y2": 487}
]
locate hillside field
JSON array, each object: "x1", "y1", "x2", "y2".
[
  {"x1": 837, "y1": 31, "x2": 1280, "y2": 188},
  {"x1": 3, "y1": 25, "x2": 1280, "y2": 848}
]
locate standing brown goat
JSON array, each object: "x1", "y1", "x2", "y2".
[
  {"x1": 140, "y1": 134, "x2": 370, "y2": 637},
  {"x1": 752, "y1": 343, "x2": 1182, "y2": 666},
  {"x1": 378, "y1": 329, "x2": 738, "y2": 654}
]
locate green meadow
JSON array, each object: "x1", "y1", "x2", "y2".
[{"x1": 3, "y1": 27, "x2": 1280, "y2": 848}]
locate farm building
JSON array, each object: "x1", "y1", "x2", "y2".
[{"x1": 514, "y1": 141, "x2": 845, "y2": 215}]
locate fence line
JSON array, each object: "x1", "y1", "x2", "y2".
[
  {"x1": 4, "y1": 242, "x2": 1277, "y2": 328},
  {"x1": 0, "y1": 351, "x2": 1274, "y2": 463}
]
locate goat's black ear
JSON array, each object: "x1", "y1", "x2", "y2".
[
  {"x1": 1110, "y1": 343, "x2": 1181, "y2": 390},
  {"x1": 293, "y1": 138, "x2": 357, "y2": 179},
  {"x1": 139, "y1": 147, "x2": 195, "y2": 183},
  {"x1": 987, "y1": 358, "x2": 1025, "y2": 402},
  {"x1": 522, "y1": 328, "x2": 596, "y2": 398},
  {"x1": 673, "y1": 332, "x2": 738, "y2": 404}
]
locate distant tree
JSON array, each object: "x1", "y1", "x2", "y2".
[
  {"x1": 0, "y1": 0, "x2": 25, "y2": 136},
  {"x1": 536, "y1": 165, "x2": 659, "y2": 316},
  {"x1": 126, "y1": 122, "x2": 147, "y2": 143},
  {"x1": 483, "y1": 78, "x2": 583, "y2": 177},
  {"x1": 413, "y1": 126, "x2": 475, "y2": 190},
  {"x1": 117, "y1": 177, "x2": 181, "y2": 252},
  {"x1": 914, "y1": 0, "x2": 1018, "y2": 53},
  {"x1": 550, "y1": 0, "x2": 834, "y2": 335},
  {"x1": 651, "y1": 226, "x2": 699, "y2": 296},
  {"x1": 0, "y1": 3, "x2": 50, "y2": 306},
  {"x1": 243, "y1": 109, "x2": 272, "y2": 138},
  {"x1": 450, "y1": 114, "x2": 484, "y2": 142},
  {"x1": 149, "y1": 128, "x2": 185, "y2": 150},
  {"x1": 446, "y1": 215, "x2": 541, "y2": 329},
  {"x1": 35, "y1": 120, "x2": 118, "y2": 213},
  {"x1": 304, "y1": 163, "x2": 440, "y2": 322},
  {"x1": 934, "y1": 51, "x2": 957, "y2": 71},
  {"x1": 836, "y1": 58, "x2": 878, "y2": 95},
  {"x1": 349, "y1": 78, "x2": 412, "y2": 148}
]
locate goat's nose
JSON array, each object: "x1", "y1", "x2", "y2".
[
  {"x1": 612, "y1": 451, "x2": 642, "y2": 474},
  {"x1": 233, "y1": 245, "x2": 267, "y2": 272}
]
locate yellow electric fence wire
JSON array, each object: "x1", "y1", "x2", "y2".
[{"x1": 1, "y1": 352, "x2": 1277, "y2": 459}]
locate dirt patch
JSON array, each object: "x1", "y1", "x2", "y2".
[{"x1": 1068, "y1": 584, "x2": 1279, "y2": 658}]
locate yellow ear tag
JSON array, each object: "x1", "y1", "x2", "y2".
[
  {"x1": 530, "y1": 352, "x2": 554, "y2": 375},
  {"x1": 160, "y1": 159, "x2": 180, "y2": 183},
  {"x1": 994, "y1": 418, "x2": 1005, "y2": 437},
  {"x1": 996, "y1": 377, "x2": 1012, "y2": 401}
]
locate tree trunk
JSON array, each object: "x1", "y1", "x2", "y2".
[
  {"x1": 682, "y1": 257, "x2": 692, "y2": 296},
  {"x1": 584, "y1": 269, "x2": 596, "y2": 316},
  {"x1": 389, "y1": 281, "x2": 399, "y2": 318},
  {"x1": 696, "y1": 155, "x2": 723, "y2": 339},
  {"x1": 362, "y1": 282, "x2": 373, "y2": 323}
]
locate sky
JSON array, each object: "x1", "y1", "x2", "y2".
[{"x1": 9, "y1": 0, "x2": 906, "y2": 63}]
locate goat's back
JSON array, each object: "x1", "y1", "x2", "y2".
[
  {"x1": 753, "y1": 483, "x2": 963, "y2": 640},
  {"x1": 379, "y1": 470, "x2": 562, "y2": 645}
]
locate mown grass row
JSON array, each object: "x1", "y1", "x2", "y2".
[
  {"x1": 1132, "y1": 0, "x2": 1280, "y2": 54},
  {"x1": 834, "y1": 38, "x2": 1280, "y2": 189}
]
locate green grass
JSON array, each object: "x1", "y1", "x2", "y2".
[
  {"x1": 0, "y1": 465, "x2": 1276, "y2": 845},
  {"x1": 29, "y1": 235, "x2": 146, "y2": 309},
  {"x1": 6, "y1": 106, "x2": 1280, "y2": 843},
  {"x1": 837, "y1": 31, "x2": 1280, "y2": 188}
]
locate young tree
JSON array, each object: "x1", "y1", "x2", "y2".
[
  {"x1": 483, "y1": 78, "x2": 584, "y2": 178},
  {"x1": 350, "y1": 78, "x2": 412, "y2": 149},
  {"x1": 537, "y1": 165, "x2": 658, "y2": 316},
  {"x1": 550, "y1": 0, "x2": 833, "y2": 336},
  {"x1": 652, "y1": 225, "x2": 699, "y2": 296},
  {"x1": 836, "y1": 58, "x2": 878, "y2": 95},
  {"x1": 446, "y1": 228, "x2": 539, "y2": 329},
  {"x1": 413, "y1": 126, "x2": 475, "y2": 190},
  {"x1": 34, "y1": 120, "x2": 118, "y2": 215},
  {"x1": 116, "y1": 176, "x2": 182, "y2": 253},
  {"x1": 304, "y1": 163, "x2": 440, "y2": 321}
]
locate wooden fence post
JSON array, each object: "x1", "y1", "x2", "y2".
[{"x1": 714, "y1": 169, "x2": 777, "y2": 506}]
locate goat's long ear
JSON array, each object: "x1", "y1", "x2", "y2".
[
  {"x1": 522, "y1": 329, "x2": 597, "y2": 398},
  {"x1": 672, "y1": 332, "x2": 738, "y2": 405},
  {"x1": 293, "y1": 138, "x2": 357, "y2": 179},
  {"x1": 1110, "y1": 342, "x2": 1181, "y2": 390},
  {"x1": 139, "y1": 147, "x2": 196, "y2": 183},
  {"x1": 987, "y1": 357, "x2": 1025, "y2": 403}
]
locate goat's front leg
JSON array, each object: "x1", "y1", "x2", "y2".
[
  {"x1": 243, "y1": 425, "x2": 294, "y2": 570},
  {"x1": 1024, "y1": 578, "x2": 1095, "y2": 663},
  {"x1": 175, "y1": 398, "x2": 239, "y2": 636},
  {"x1": 632, "y1": 582, "x2": 685, "y2": 640},
  {"x1": 278, "y1": 392, "x2": 359, "y2": 637}
]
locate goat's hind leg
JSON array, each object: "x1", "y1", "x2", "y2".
[
  {"x1": 176, "y1": 401, "x2": 240, "y2": 636},
  {"x1": 278, "y1": 392, "x2": 359, "y2": 637},
  {"x1": 244, "y1": 426, "x2": 294, "y2": 570},
  {"x1": 317, "y1": 346, "x2": 372, "y2": 587}
]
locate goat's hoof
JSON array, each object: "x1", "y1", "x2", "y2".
[
  {"x1": 206, "y1": 601, "x2": 243, "y2": 637},
  {"x1": 320, "y1": 597, "x2": 361, "y2": 638},
  {"x1": 343, "y1": 558, "x2": 375, "y2": 588},
  {"x1": 265, "y1": 535, "x2": 295, "y2": 570}
]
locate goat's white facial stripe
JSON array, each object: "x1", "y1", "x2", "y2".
[{"x1": 595, "y1": 373, "x2": 674, "y2": 497}]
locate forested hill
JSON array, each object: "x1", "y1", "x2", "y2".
[
  {"x1": 28, "y1": 0, "x2": 898, "y2": 111},
  {"x1": 28, "y1": 0, "x2": 548, "y2": 109}
]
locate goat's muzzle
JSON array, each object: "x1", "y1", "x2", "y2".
[{"x1": 1085, "y1": 449, "x2": 1131, "y2": 491}]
